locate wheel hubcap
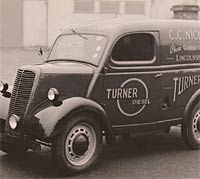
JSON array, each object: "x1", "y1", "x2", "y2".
[
  {"x1": 192, "y1": 109, "x2": 200, "y2": 141},
  {"x1": 65, "y1": 123, "x2": 96, "y2": 166},
  {"x1": 72, "y1": 134, "x2": 89, "y2": 156}
]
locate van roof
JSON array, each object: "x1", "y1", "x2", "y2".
[{"x1": 60, "y1": 19, "x2": 200, "y2": 38}]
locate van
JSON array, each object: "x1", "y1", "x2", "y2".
[{"x1": 0, "y1": 19, "x2": 200, "y2": 175}]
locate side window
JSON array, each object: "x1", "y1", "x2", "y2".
[{"x1": 112, "y1": 33, "x2": 155, "y2": 62}]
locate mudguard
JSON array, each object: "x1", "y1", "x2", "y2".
[
  {"x1": 35, "y1": 97, "x2": 114, "y2": 140},
  {"x1": 184, "y1": 89, "x2": 200, "y2": 120}
]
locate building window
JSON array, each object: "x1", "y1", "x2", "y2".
[
  {"x1": 112, "y1": 33, "x2": 155, "y2": 62},
  {"x1": 74, "y1": 0, "x2": 95, "y2": 13},
  {"x1": 100, "y1": 1, "x2": 120, "y2": 14},
  {"x1": 125, "y1": 1, "x2": 145, "y2": 15}
]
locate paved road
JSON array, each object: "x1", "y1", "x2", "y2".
[{"x1": 0, "y1": 127, "x2": 200, "y2": 179}]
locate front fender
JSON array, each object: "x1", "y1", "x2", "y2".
[{"x1": 35, "y1": 97, "x2": 109, "y2": 137}]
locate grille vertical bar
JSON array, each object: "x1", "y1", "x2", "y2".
[{"x1": 6, "y1": 69, "x2": 35, "y2": 131}]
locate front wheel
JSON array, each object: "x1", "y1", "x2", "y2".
[
  {"x1": 181, "y1": 102, "x2": 200, "y2": 150},
  {"x1": 51, "y1": 114, "x2": 103, "y2": 175}
]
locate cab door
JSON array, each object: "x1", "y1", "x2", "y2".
[{"x1": 103, "y1": 32, "x2": 162, "y2": 130}]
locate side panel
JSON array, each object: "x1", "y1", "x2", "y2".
[
  {"x1": 161, "y1": 26, "x2": 200, "y2": 66},
  {"x1": 160, "y1": 26, "x2": 200, "y2": 121},
  {"x1": 103, "y1": 71, "x2": 161, "y2": 127},
  {"x1": 160, "y1": 68, "x2": 200, "y2": 120},
  {"x1": 103, "y1": 32, "x2": 161, "y2": 130}
]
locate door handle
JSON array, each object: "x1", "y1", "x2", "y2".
[{"x1": 154, "y1": 73, "x2": 163, "y2": 78}]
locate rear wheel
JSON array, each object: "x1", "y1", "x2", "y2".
[
  {"x1": 51, "y1": 114, "x2": 103, "y2": 175},
  {"x1": 181, "y1": 102, "x2": 200, "y2": 150}
]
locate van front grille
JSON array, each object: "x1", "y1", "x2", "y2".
[{"x1": 6, "y1": 69, "x2": 35, "y2": 131}]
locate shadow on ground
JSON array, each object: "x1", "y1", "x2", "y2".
[{"x1": 1, "y1": 127, "x2": 197, "y2": 179}]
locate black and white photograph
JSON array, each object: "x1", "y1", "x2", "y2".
[{"x1": 0, "y1": 0, "x2": 200, "y2": 178}]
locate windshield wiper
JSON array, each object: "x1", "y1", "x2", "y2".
[{"x1": 71, "y1": 29, "x2": 88, "y2": 40}]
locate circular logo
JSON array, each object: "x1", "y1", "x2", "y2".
[{"x1": 117, "y1": 78, "x2": 149, "y2": 117}]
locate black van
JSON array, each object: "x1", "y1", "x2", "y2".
[{"x1": 0, "y1": 19, "x2": 200, "y2": 175}]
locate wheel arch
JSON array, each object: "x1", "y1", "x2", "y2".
[
  {"x1": 184, "y1": 89, "x2": 200, "y2": 123},
  {"x1": 181, "y1": 89, "x2": 200, "y2": 150},
  {"x1": 35, "y1": 97, "x2": 115, "y2": 144},
  {"x1": 50, "y1": 105, "x2": 115, "y2": 144}
]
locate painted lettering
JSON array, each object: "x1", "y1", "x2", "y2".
[
  {"x1": 170, "y1": 44, "x2": 182, "y2": 54},
  {"x1": 169, "y1": 29, "x2": 200, "y2": 41},
  {"x1": 176, "y1": 54, "x2": 200, "y2": 62},
  {"x1": 173, "y1": 77, "x2": 178, "y2": 102},
  {"x1": 107, "y1": 78, "x2": 150, "y2": 117},
  {"x1": 106, "y1": 88, "x2": 138, "y2": 100},
  {"x1": 173, "y1": 75, "x2": 200, "y2": 102}
]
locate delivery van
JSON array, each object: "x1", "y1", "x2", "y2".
[{"x1": 0, "y1": 19, "x2": 200, "y2": 175}]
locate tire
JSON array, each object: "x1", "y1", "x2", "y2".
[
  {"x1": 181, "y1": 102, "x2": 200, "y2": 150},
  {"x1": 51, "y1": 114, "x2": 103, "y2": 175},
  {"x1": 0, "y1": 143, "x2": 27, "y2": 155}
]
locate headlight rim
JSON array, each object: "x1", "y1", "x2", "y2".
[
  {"x1": 47, "y1": 88, "x2": 59, "y2": 101},
  {"x1": 9, "y1": 114, "x2": 20, "y2": 130}
]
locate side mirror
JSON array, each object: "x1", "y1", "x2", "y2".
[
  {"x1": 38, "y1": 48, "x2": 45, "y2": 63},
  {"x1": 0, "y1": 81, "x2": 11, "y2": 98},
  {"x1": 38, "y1": 47, "x2": 43, "y2": 56}
]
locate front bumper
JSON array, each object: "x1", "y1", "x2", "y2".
[{"x1": 0, "y1": 119, "x2": 40, "y2": 152}]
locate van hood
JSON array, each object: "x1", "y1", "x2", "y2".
[
  {"x1": 38, "y1": 62, "x2": 94, "y2": 74},
  {"x1": 19, "y1": 62, "x2": 95, "y2": 116}
]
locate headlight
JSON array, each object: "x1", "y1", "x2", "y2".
[
  {"x1": 9, "y1": 114, "x2": 20, "y2": 129},
  {"x1": 47, "y1": 88, "x2": 59, "y2": 101}
]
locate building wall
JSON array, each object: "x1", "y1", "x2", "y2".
[
  {"x1": 152, "y1": 0, "x2": 200, "y2": 19},
  {"x1": 2, "y1": 0, "x2": 199, "y2": 48},
  {"x1": 23, "y1": 0, "x2": 47, "y2": 47},
  {"x1": 47, "y1": 0, "x2": 152, "y2": 47},
  {"x1": 0, "y1": 0, "x2": 23, "y2": 47},
  {"x1": 46, "y1": 0, "x2": 200, "y2": 47}
]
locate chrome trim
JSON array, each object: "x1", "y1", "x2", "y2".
[
  {"x1": 112, "y1": 117, "x2": 183, "y2": 128},
  {"x1": 108, "y1": 63, "x2": 200, "y2": 71}
]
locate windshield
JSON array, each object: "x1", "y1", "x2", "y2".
[{"x1": 47, "y1": 34, "x2": 107, "y2": 66}]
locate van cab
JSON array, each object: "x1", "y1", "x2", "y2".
[{"x1": 0, "y1": 19, "x2": 200, "y2": 175}]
